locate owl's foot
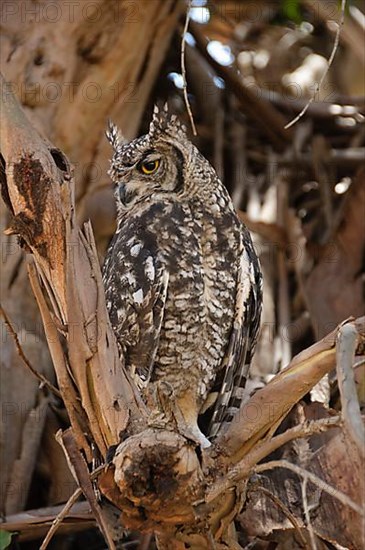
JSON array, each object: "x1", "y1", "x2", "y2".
[
  {"x1": 147, "y1": 383, "x2": 212, "y2": 448},
  {"x1": 180, "y1": 423, "x2": 211, "y2": 449},
  {"x1": 174, "y1": 393, "x2": 212, "y2": 449}
]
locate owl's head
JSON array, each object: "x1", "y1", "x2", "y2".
[{"x1": 106, "y1": 105, "x2": 210, "y2": 212}]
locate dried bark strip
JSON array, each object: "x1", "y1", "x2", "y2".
[
  {"x1": 0, "y1": 501, "x2": 94, "y2": 542},
  {"x1": 1, "y1": 72, "x2": 146, "y2": 455}
]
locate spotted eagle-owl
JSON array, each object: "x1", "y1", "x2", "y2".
[{"x1": 102, "y1": 105, "x2": 262, "y2": 448}]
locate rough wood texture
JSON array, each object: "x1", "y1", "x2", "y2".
[
  {"x1": 1, "y1": 71, "x2": 146, "y2": 457},
  {"x1": 0, "y1": 501, "x2": 95, "y2": 541}
]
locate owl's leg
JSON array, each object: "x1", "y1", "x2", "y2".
[
  {"x1": 148, "y1": 382, "x2": 211, "y2": 448},
  {"x1": 174, "y1": 392, "x2": 211, "y2": 449}
]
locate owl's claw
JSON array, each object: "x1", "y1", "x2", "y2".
[{"x1": 181, "y1": 425, "x2": 211, "y2": 449}]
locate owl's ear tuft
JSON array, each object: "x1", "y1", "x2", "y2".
[
  {"x1": 149, "y1": 104, "x2": 188, "y2": 141},
  {"x1": 106, "y1": 120, "x2": 126, "y2": 151}
]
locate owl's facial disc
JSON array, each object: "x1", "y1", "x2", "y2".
[
  {"x1": 114, "y1": 142, "x2": 184, "y2": 208},
  {"x1": 115, "y1": 150, "x2": 163, "y2": 207}
]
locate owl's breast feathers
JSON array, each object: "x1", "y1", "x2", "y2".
[{"x1": 103, "y1": 192, "x2": 262, "y2": 441}]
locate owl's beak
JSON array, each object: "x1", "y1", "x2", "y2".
[
  {"x1": 116, "y1": 181, "x2": 140, "y2": 207},
  {"x1": 118, "y1": 183, "x2": 126, "y2": 205}
]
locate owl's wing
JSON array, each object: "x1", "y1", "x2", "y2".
[
  {"x1": 207, "y1": 236, "x2": 262, "y2": 439},
  {"x1": 103, "y1": 232, "x2": 169, "y2": 386}
]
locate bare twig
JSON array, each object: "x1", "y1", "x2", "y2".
[
  {"x1": 254, "y1": 460, "x2": 364, "y2": 516},
  {"x1": 181, "y1": 0, "x2": 197, "y2": 136},
  {"x1": 285, "y1": 0, "x2": 347, "y2": 129},
  {"x1": 208, "y1": 416, "x2": 341, "y2": 501},
  {"x1": 0, "y1": 303, "x2": 62, "y2": 399},
  {"x1": 303, "y1": 0, "x2": 364, "y2": 65},
  {"x1": 40, "y1": 465, "x2": 105, "y2": 550},
  {"x1": 40, "y1": 488, "x2": 82, "y2": 550},
  {"x1": 301, "y1": 476, "x2": 318, "y2": 550},
  {"x1": 336, "y1": 323, "x2": 365, "y2": 458},
  {"x1": 56, "y1": 430, "x2": 116, "y2": 549}
]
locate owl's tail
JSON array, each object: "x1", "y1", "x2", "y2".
[{"x1": 206, "y1": 345, "x2": 253, "y2": 440}]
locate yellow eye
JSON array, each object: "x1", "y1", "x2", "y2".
[{"x1": 140, "y1": 159, "x2": 160, "y2": 175}]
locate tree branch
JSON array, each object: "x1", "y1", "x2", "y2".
[
  {"x1": 181, "y1": 0, "x2": 198, "y2": 136},
  {"x1": 336, "y1": 322, "x2": 365, "y2": 458},
  {"x1": 207, "y1": 415, "x2": 341, "y2": 501},
  {"x1": 1, "y1": 72, "x2": 146, "y2": 457},
  {"x1": 284, "y1": 0, "x2": 347, "y2": 129},
  {"x1": 213, "y1": 317, "x2": 364, "y2": 463}
]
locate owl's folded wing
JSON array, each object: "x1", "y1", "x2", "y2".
[
  {"x1": 103, "y1": 232, "x2": 169, "y2": 386},
  {"x1": 207, "y1": 237, "x2": 262, "y2": 439}
]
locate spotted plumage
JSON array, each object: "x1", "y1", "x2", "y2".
[{"x1": 102, "y1": 105, "x2": 262, "y2": 447}]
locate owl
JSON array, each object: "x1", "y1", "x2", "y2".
[{"x1": 102, "y1": 105, "x2": 262, "y2": 448}]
